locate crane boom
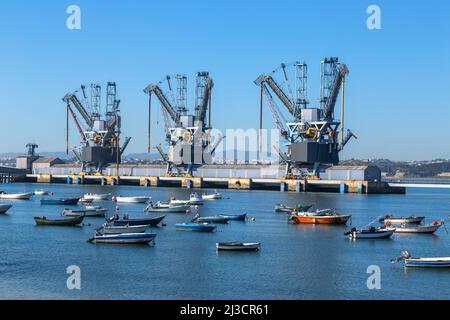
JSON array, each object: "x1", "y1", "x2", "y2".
[
  {"x1": 144, "y1": 84, "x2": 179, "y2": 124},
  {"x1": 262, "y1": 84, "x2": 288, "y2": 139},
  {"x1": 63, "y1": 93, "x2": 94, "y2": 128},
  {"x1": 255, "y1": 75, "x2": 294, "y2": 115},
  {"x1": 323, "y1": 64, "x2": 349, "y2": 120},
  {"x1": 198, "y1": 78, "x2": 214, "y2": 125},
  {"x1": 67, "y1": 105, "x2": 86, "y2": 142}
]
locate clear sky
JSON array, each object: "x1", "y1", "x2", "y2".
[{"x1": 0, "y1": 0, "x2": 449, "y2": 160}]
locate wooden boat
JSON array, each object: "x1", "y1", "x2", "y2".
[
  {"x1": 34, "y1": 190, "x2": 49, "y2": 196},
  {"x1": 391, "y1": 221, "x2": 444, "y2": 234},
  {"x1": 83, "y1": 193, "x2": 111, "y2": 201},
  {"x1": 116, "y1": 196, "x2": 150, "y2": 204},
  {"x1": 193, "y1": 214, "x2": 230, "y2": 224},
  {"x1": 144, "y1": 202, "x2": 190, "y2": 213},
  {"x1": 392, "y1": 251, "x2": 450, "y2": 268},
  {"x1": 63, "y1": 207, "x2": 106, "y2": 217},
  {"x1": 0, "y1": 204, "x2": 12, "y2": 214},
  {"x1": 346, "y1": 227, "x2": 396, "y2": 239},
  {"x1": 34, "y1": 215, "x2": 85, "y2": 226},
  {"x1": 275, "y1": 203, "x2": 313, "y2": 213},
  {"x1": 84, "y1": 205, "x2": 108, "y2": 216},
  {"x1": 100, "y1": 224, "x2": 149, "y2": 235},
  {"x1": 218, "y1": 213, "x2": 247, "y2": 221},
  {"x1": 61, "y1": 209, "x2": 88, "y2": 217},
  {"x1": 89, "y1": 233, "x2": 156, "y2": 245},
  {"x1": 169, "y1": 198, "x2": 191, "y2": 206},
  {"x1": 202, "y1": 191, "x2": 223, "y2": 200},
  {"x1": 379, "y1": 215, "x2": 425, "y2": 225},
  {"x1": 291, "y1": 209, "x2": 351, "y2": 225},
  {"x1": 176, "y1": 223, "x2": 216, "y2": 232},
  {"x1": 216, "y1": 242, "x2": 261, "y2": 252},
  {"x1": 110, "y1": 215, "x2": 165, "y2": 227},
  {"x1": 0, "y1": 192, "x2": 33, "y2": 200},
  {"x1": 40, "y1": 197, "x2": 80, "y2": 205}
]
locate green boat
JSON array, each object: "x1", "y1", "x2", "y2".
[{"x1": 34, "y1": 215, "x2": 85, "y2": 226}]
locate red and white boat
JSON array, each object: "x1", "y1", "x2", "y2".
[{"x1": 291, "y1": 209, "x2": 351, "y2": 225}]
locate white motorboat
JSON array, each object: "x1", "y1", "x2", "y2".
[
  {"x1": 189, "y1": 193, "x2": 204, "y2": 205},
  {"x1": 0, "y1": 204, "x2": 12, "y2": 214},
  {"x1": 100, "y1": 224, "x2": 149, "y2": 235},
  {"x1": 145, "y1": 202, "x2": 190, "y2": 213},
  {"x1": 392, "y1": 251, "x2": 450, "y2": 268},
  {"x1": 0, "y1": 192, "x2": 33, "y2": 200},
  {"x1": 169, "y1": 198, "x2": 191, "y2": 206},
  {"x1": 392, "y1": 221, "x2": 444, "y2": 234},
  {"x1": 34, "y1": 190, "x2": 49, "y2": 196},
  {"x1": 116, "y1": 196, "x2": 150, "y2": 204},
  {"x1": 202, "y1": 191, "x2": 223, "y2": 200},
  {"x1": 84, "y1": 205, "x2": 108, "y2": 217},
  {"x1": 216, "y1": 242, "x2": 261, "y2": 252},
  {"x1": 380, "y1": 215, "x2": 425, "y2": 225},
  {"x1": 346, "y1": 227, "x2": 396, "y2": 239},
  {"x1": 83, "y1": 193, "x2": 111, "y2": 201}
]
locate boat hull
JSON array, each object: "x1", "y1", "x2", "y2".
[
  {"x1": 350, "y1": 228, "x2": 395, "y2": 239},
  {"x1": 291, "y1": 214, "x2": 351, "y2": 225},
  {"x1": 40, "y1": 198, "x2": 80, "y2": 206},
  {"x1": 92, "y1": 233, "x2": 156, "y2": 244},
  {"x1": 112, "y1": 215, "x2": 165, "y2": 227},
  {"x1": 83, "y1": 194, "x2": 111, "y2": 201},
  {"x1": 217, "y1": 243, "x2": 260, "y2": 251},
  {"x1": 381, "y1": 217, "x2": 425, "y2": 225},
  {"x1": 196, "y1": 217, "x2": 230, "y2": 224},
  {"x1": 176, "y1": 223, "x2": 216, "y2": 232},
  {"x1": 405, "y1": 258, "x2": 450, "y2": 268},
  {"x1": 34, "y1": 215, "x2": 85, "y2": 226},
  {"x1": 0, "y1": 204, "x2": 12, "y2": 214},
  {"x1": 0, "y1": 193, "x2": 33, "y2": 200},
  {"x1": 219, "y1": 214, "x2": 247, "y2": 221},
  {"x1": 116, "y1": 197, "x2": 150, "y2": 204},
  {"x1": 394, "y1": 224, "x2": 442, "y2": 234},
  {"x1": 145, "y1": 205, "x2": 190, "y2": 213},
  {"x1": 101, "y1": 225, "x2": 148, "y2": 235}
]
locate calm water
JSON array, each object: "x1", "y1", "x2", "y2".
[{"x1": 0, "y1": 183, "x2": 449, "y2": 300}]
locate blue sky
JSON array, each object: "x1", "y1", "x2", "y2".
[{"x1": 0, "y1": 0, "x2": 449, "y2": 160}]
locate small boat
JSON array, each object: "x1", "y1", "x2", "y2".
[
  {"x1": 144, "y1": 202, "x2": 190, "y2": 213},
  {"x1": 202, "y1": 191, "x2": 223, "y2": 200},
  {"x1": 346, "y1": 226, "x2": 396, "y2": 239},
  {"x1": 216, "y1": 242, "x2": 261, "y2": 252},
  {"x1": 0, "y1": 192, "x2": 33, "y2": 200},
  {"x1": 192, "y1": 213, "x2": 230, "y2": 224},
  {"x1": 169, "y1": 198, "x2": 191, "y2": 206},
  {"x1": 109, "y1": 215, "x2": 165, "y2": 227},
  {"x1": 392, "y1": 251, "x2": 450, "y2": 268},
  {"x1": 275, "y1": 203, "x2": 313, "y2": 213},
  {"x1": 61, "y1": 209, "x2": 88, "y2": 217},
  {"x1": 391, "y1": 221, "x2": 444, "y2": 234},
  {"x1": 34, "y1": 190, "x2": 49, "y2": 196},
  {"x1": 83, "y1": 193, "x2": 111, "y2": 201},
  {"x1": 34, "y1": 215, "x2": 85, "y2": 226},
  {"x1": 84, "y1": 205, "x2": 108, "y2": 217},
  {"x1": 218, "y1": 213, "x2": 247, "y2": 221},
  {"x1": 291, "y1": 209, "x2": 351, "y2": 225},
  {"x1": 0, "y1": 204, "x2": 12, "y2": 214},
  {"x1": 115, "y1": 196, "x2": 150, "y2": 204},
  {"x1": 40, "y1": 197, "x2": 80, "y2": 206},
  {"x1": 62, "y1": 207, "x2": 106, "y2": 218},
  {"x1": 89, "y1": 233, "x2": 156, "y2": 245},
  {"x1": 379, "y1": 215, "x2": 425, "y2": 225},
  {"x1": 189, "y1": 193, "x2": 204, "y2": 205},
  {"x1": 99, "y1": 224, "x2": 149, "y2": 235},
  {"x1": 176, "y1": 223, "x2": 216, "y2": 232}
]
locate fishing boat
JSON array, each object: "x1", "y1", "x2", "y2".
[
  {"x1": 34, "y1": 190, "x2": 49, "y2": 196},
  {"x1": 275, "y1": 203, "x2": 313, "y2": 213},
  {"x1": 34, "y1": 215, "x2": 85, "y2": 226},
  {"x1": 189, "y1": 193, "x2": 204, "y2": 205},
  {"x1": 390, "y1": 221, "x2": 444, "y2": 234},
  {"x1": 40, "y1": 197, "x2": 80, "y2": 205},
  {"x1": 99, "y1": 224, "x2": 149, "y2": 235},
  {"x1": 392, "y1": 251, "x2": 450, "y2": 268},
  {"x1": 0, "y1": 192, "x2": 33, "y2": 200},
  {"x1": 144, "y1": 202, "x2": 190, "y2": 213},
  {"x1": 169, "y1": 198, "x2": 191, "y2": 206},
  {"x1": 62, "y1": 206, "x2": 106, "y2": 218},
  {"x1": 346, "y1": 226, "x2": 396, "y2": 239},
  {"x1": 379, "y1": 215, "x2": 425, "y2": 225},
  {"x1": 0, "y1": 204, "x2": 12, "y2": 214},
  {"x1": 84, "y1": 205, "x2": 108, "y2": 216},
  {"x1": 202, "y1": 191, "x2": 223, "y2": 200},
  {"x1": 61, "y1": 209, "x2": 88, "y2": 217},
  {"x1": 115, "y1": 196, "x2": 150, "y2": 204},
  {"x1": 109, "y1": 215, "x2": 165, "y2": 227},
  {"x1": 88, "y1": 233, "x2": 156, "y2": 245},
  {"x1": 176, "y1": 223, "x2": 217, "y2": 232},
  {"x1": 218, "y1": 213, "x2": 247, "y2": 221},
  {"x1": 216, "y1": 242, "x2": 261, "y2": 252},
  {"x1": 83, "y1": 193, "x2": 111, "y2": 201},
  {"x1": 291, "y1": 209, "x2": 351, "y2": 225},
  {"x1": 192, "y1": 213, "x2": 230, "y2": 224}
]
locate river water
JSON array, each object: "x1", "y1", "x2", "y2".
[{"x1": 0, "y1": 183, "x2": 449, "y2": 300}]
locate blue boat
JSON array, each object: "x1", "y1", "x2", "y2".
[
  {"x1": 40, "y1": 198, "x2": 80, "y2": 206},
  {"x1": 218, "y1": 213, "x2": 247, "y2": 221},
  {"x1": 176, "y1": 223, "x2": 216, "y2": 232},
  {"x1": 111, "y1": 215, "x2": 165, "y2": 227},
  {"x1": 89, "y1": 233, "x2": 157, "y2": 245},
  {"x1": 392, "y1": 251, "x2": 450, "y2": 268}
]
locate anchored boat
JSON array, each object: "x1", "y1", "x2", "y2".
[
  {"x1": 0, "y1": 204, "x2": 12, "y2": 214},
  {"x1": 202, "y1": 191, "x2": 223, "y2": 200},
  {"x1": 115, "y1": 196, "x2": 150, "y2": 204},
  {"x1": 34, "y1": 215, "x2": 85, "y2": 226},
  {"x1": 83, "y1": 193, "x2": 111, "y2": 201},
  {"x1": 379, "y1": 215, "x2": 425, "y2": 225},
  {"x1": 144, "y1": 202, "x2": 190, "y2": 213},
  {"x1": 390, "y1": 221, "x2": 444, "y2": 234},
  {"x1": 176, "y1": 223, "x2": 217, "y2": 232},
  {"x1": 392, "y1": 251, "x2": 450, "y2": 268},
  {"x1": 291, "y1": 209, "x2": 351, "y2": 225},
  {"x1": 218, "y1": 213, "x2": 247, "y2": 221},
  {"x1": 0, "y1": 192, "x2": 33, "y2": 200},
  {"x1": 109, "y1": 215, "x2": 165, "y2": 227},
  {"x1": 216, "y1": 242, "x2": 261, "y2": 252},
  {"x1": 275, "y1": 203, "x2": 313, "y2": 213},
  {"x1": 40, "y1": 197, "x2": 80, "y2": 206},
  {"x1": 346, "y1": 226, "x2": 396, "y2": 239},
  {"x1": 89, "y1": 233, "x2": 157, "y2": 245},
  {"x1": 99, "y1": 224, "x2": 149, "y2": 235},
  {"x1": 34, "y1": 190, "x2": 49, "y2": 196}
]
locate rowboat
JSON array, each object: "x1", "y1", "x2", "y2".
[
  {"x1": 40, "y1": 197, "x2": 80, "y2": 205},
  {"x1": 110, "y1": 215, "x2": 165, "y2": 227},
  {"x1": 144, "y1": 202, "x2": 190, "y2": 213},
  {"x1": 84, "y1": 205, "x2": 108, "y2": 216},
  {"x1": 89, "y1": 233, "x2": 156, "y2": 245},
  {"x1": 202, "y1": 191, "x2": 223, "y2": 200},
  {"x1": 275, "y1": 203, "x2": 313, "y2": 213},
  {"x1": 83, "y1": 193, "x2": 111, "y2": 201},
  {"x1": 0, "y1": 204, "x2": 12, "y2": 214},
  {"x1": 379, "y1": 215, "x2": 425, "y2": 225},
  {"x1": 346, "y1": 227, "x2": 396, "y2": 239},
  {"x1": 176, "y1": 223, "x2": 217, "y2": 232},
  {"x1": 216, "y1": 242, "x2": 261, "y2": 252},
  {"x1": 392, "y1": 251, "x2": 450, "y2": 268},
  {"x1": 62, "y1": 207, "x2": 106, "y2": 218},
  {"x1": 0, "y1": 192, "x2": 33, "y2": 200},
  {"x1": 61, "y1": 209, "x2": 88, "y2": 217},
  {"x1": 115, "y1": 196, "x2": 150, "y2": 204},
  {"x1": 196, "y1": 216, "x2": 230, "y2": 224},
  {"x1": 169, "y1": 198, "x2": 191, "y2": 206},
  {"x1": 100, "y1": 224, "x2": 149, "y2": 235},
  {"x1": 291, "y1": 209, "x2": 351, "y2": 225},
  {"x1": 188, "y1": 193, "x2": 204, "y2": 205},
  {"x1": 34, "y1": 190, "x2": 49, "y2": 196},
  {"x1": 34, "y1": 215, "x2": 85, "y2": 226},
  {"x1": 218, "y1": 213, "x2": 247, "y2": 221},
  {"x1": 391, "y1": 221, "x2": 444, "y2": 234}
]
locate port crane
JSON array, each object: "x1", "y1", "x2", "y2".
[
  {"x1": 144, "y1": 72, "x2": 223, "y2": 176},
  {"x1": 255, "y1": 58, "x2": 357, "y2": 178},
  {"x1": 63, "y1": 82, "x2": 131, "y2": 173}
]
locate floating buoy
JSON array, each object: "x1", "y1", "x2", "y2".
[
  {"x1": 252, "y1": 217, "x2": 256, "y2": 222},
  {"x1": 115, "y1": 205, "x2": 120, "y2": 212},
  {"x1": 185, "y1": 209, "x2": 191, "y2": 214},
  {"x1": 112, "y1": 196, "x2": 117, "y2": 202}
]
